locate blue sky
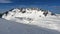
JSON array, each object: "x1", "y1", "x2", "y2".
[{"x1": 0, "y1": 0, "x2": 60, "y2": 14}]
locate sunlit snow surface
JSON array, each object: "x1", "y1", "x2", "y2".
[
  {"x1": 2, "y1": 8, "x2": 60, "y2": 32},
  {"x1": 0, "y1": 18, "x2": 60, "y2": 34}
]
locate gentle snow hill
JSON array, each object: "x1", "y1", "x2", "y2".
[
  {"x1": 1, "y1": 8, "x2": 60, "y2": 31},
  {"x1": 0, "y1": 18, "x2": 60, "y2": 34}
]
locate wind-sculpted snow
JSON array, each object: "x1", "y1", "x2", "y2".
[{"x1": 0, "y1": 18, "x2": 60, "y2": 34}]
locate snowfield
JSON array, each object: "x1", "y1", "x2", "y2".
[
  {"x1": 0, "y1": 18, "x2": 60, "y2": 34},
  {"x1": 1, "y1": 8, "x2": 60, "y2": 34}
]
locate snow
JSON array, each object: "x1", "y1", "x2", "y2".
[
  {"x1": 0, "y1": 18, "x2": 60, "y2": 34},
  {"x1": 1, "y1": 8, "x2": 60, "y2": 31}
]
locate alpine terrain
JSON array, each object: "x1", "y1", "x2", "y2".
[{"x1": 0, "y1": 8, "x2": 60, "y2": 34}]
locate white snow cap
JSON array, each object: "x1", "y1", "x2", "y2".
[
  {"x1": 2, "y1": 8, "x2": 60, "y2": 31},
  {"x1": 2, "y1": 8, "x2": 55, "y2": 20}
]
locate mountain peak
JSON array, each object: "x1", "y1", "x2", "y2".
[
  {"x1": 2, "y1": 8, "x2": 56, "y2": 20},
  {"x1": 0, "y1": 8, "x2": 60, "y2": 32}
]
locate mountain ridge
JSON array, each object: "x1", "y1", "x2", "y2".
[{"x1": 1, "y1": 8, "x2": 60, "y2": 31}]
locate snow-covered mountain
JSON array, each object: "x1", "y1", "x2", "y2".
[
  {"x1": 2, "y1": 8, "x2": 56, "y2": 20},
  {"x1": 1, "y1": 8, "x2": 60, "y2": 31}
]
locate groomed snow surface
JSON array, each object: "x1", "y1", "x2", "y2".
[{"x1": 0, "y1": 18, "x2": 60, "y2": 34}]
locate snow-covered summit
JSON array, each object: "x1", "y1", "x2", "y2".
[
  {"x1": 1, "y1": 8, "x2": 60, "y2": 31},
  {"x1": 2, "y1": 8, "x2": 56, "y2": 20}
]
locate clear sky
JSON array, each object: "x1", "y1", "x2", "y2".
[{"x1": 0, "y1": 0, "x2": 60, "y2": 14}]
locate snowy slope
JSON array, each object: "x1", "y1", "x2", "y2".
[
  {"x1": 1, "y1": 8, "x2": 60, "y2": 31},
  {"x1": 0, "y1": 18, "x2": 60, "y2": 34}
]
